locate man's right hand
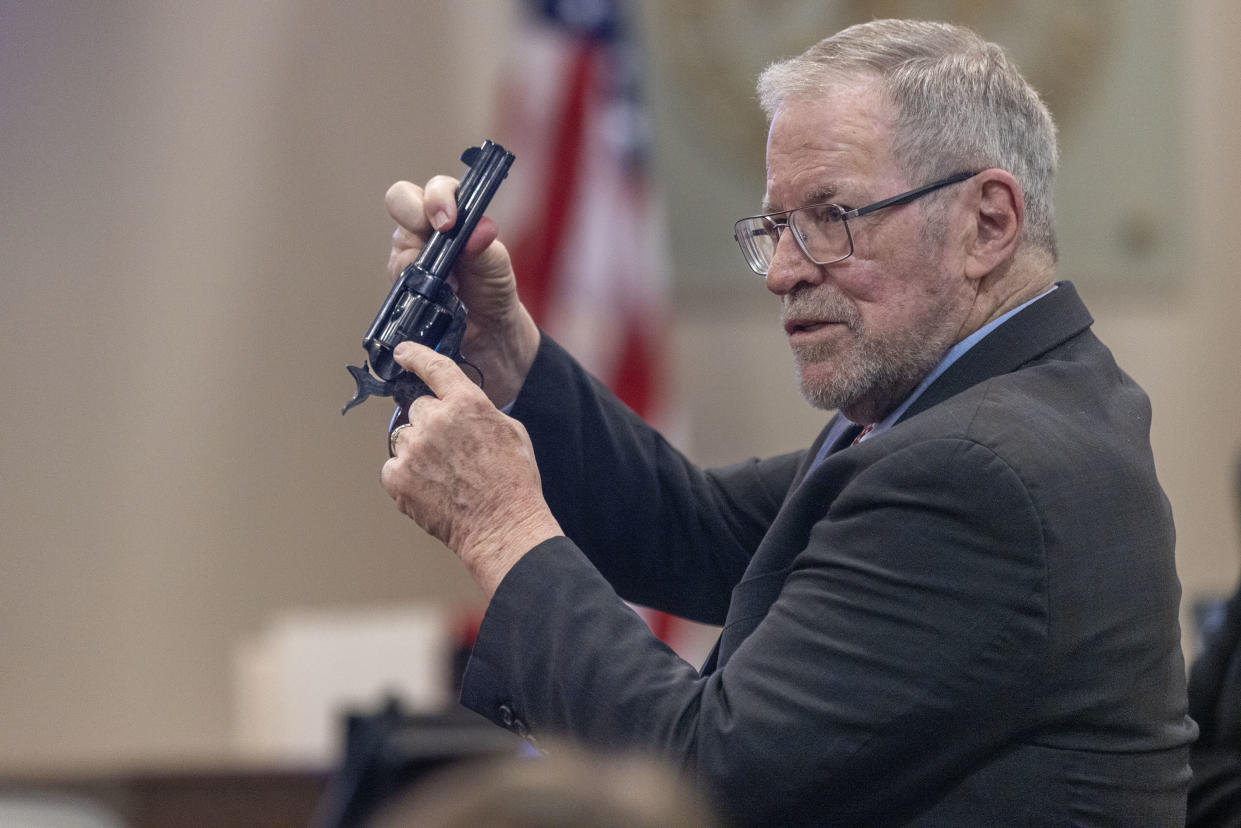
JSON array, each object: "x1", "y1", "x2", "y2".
[{"x1": 385, "y1": 177, "x2": 540, "y2": 409}]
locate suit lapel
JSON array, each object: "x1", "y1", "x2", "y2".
[{"x1": 789, "y1": 415, "x2": 853, "y2": 490}]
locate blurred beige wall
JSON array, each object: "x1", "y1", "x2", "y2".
[{"x1": 1, "y1": 0, "x2": 1238, "y2": 770}]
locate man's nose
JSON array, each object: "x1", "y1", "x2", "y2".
[{"x1": 764, "y1": 231, "x2": 823, "y2": 296}]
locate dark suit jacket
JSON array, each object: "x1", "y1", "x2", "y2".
[{"x1": 460, "y1": 282, "x2": 1197, "y2": 826}]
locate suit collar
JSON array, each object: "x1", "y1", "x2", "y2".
[{"x1": 898, "y1": 280, "x2": 1092, "y2": 423}]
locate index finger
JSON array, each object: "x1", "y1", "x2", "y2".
[{"x1": 393, "y1": 341, "x2": 480, "y2": 401}]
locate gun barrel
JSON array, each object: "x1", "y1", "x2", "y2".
[{"x1": 413, "y1": 140, "x2": 515, "y2": 282}]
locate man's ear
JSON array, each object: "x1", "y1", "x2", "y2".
[{"x1": 963, "y1": 169, "x2": 1024, "y2": 281}]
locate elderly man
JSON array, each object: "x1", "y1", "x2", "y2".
[{"x1": 379, "y1": 19, "x2": 1196, "y2": 826}]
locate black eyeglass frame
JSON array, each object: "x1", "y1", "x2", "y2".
[{"x1": 733, "y1": 170, "x2": 979, "y2": 276}]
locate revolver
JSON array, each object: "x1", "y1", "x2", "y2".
[{"x1": 342, "y1": 140, "x2": 515, "y2": 426}]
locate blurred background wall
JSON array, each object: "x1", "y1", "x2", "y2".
[{"x1": 1, "y1": 0, "x2": 1238, "y2": 771}]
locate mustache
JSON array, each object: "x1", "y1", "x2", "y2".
[{"x1": 780, "y1": 285, "x2": 861, "y2": 329}]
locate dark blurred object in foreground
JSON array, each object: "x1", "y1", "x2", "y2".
[{"x1": 312, "y1": 697, "x2": 525, "y2": 828}]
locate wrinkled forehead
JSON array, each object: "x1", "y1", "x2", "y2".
[{"x1": 762, "y1": 85, "x2": 900, "y2": 211}]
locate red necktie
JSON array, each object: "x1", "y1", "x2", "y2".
[{"x1": 853, "y1": 424, "x2": 874, "y2": 445}]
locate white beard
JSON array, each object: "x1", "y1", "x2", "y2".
[{"x1": 783, "y1": 282, "x2": 960, "y2": 421}]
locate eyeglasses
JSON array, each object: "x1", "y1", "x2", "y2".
[{"x1": 733, "y1": 171, "x2": 978, "y2": 276}]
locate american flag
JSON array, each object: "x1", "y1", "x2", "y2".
[{"x1": 492, "y1": 0, "x2": 669, "y2": 425}]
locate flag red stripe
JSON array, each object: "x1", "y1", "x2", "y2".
[
  {"x1": 646, "y1": 608, "x2": 677, "y2": 643},
  {"x1": 511, "y1": 42, "x2": 596, "y2": 324},
  {"x1": 613, "y1": 317, "x2": 657, "y2": 418}
]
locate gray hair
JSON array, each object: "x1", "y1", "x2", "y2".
[{"x1": 758, "y1": 19, "x2": 1059, "y2": 259}]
